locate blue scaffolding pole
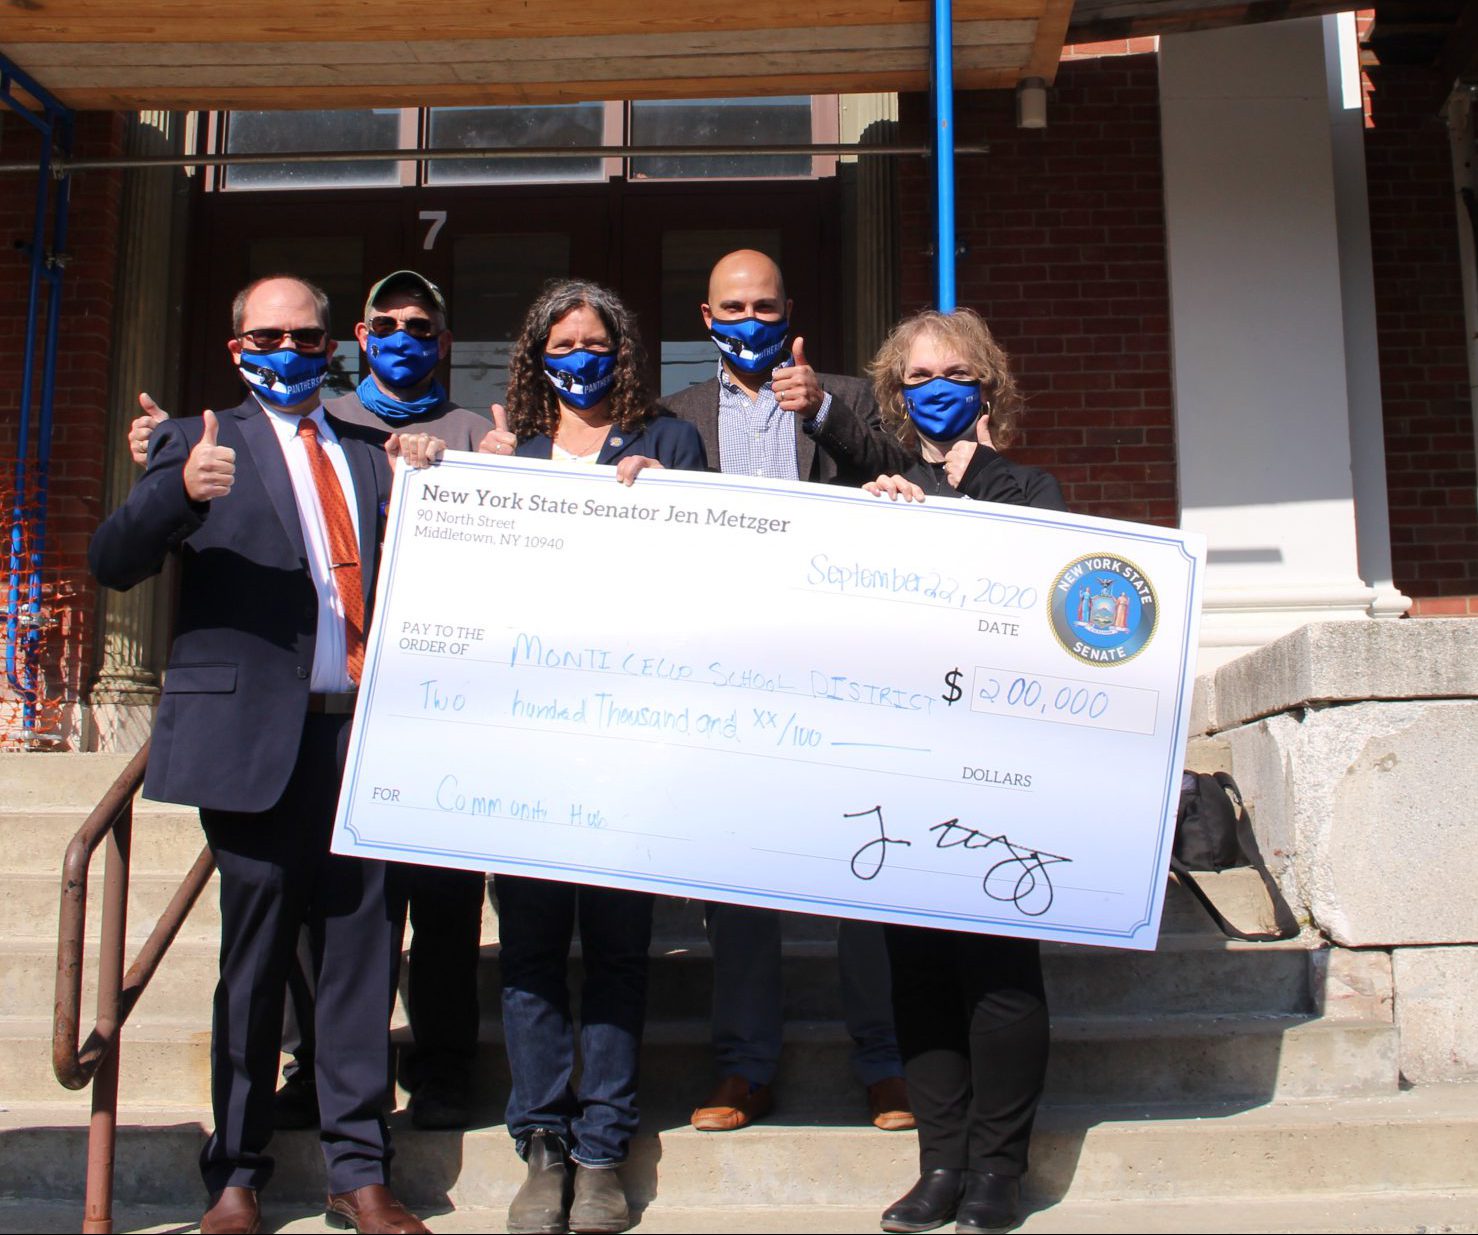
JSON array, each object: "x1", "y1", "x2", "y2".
[
  {"x1": 930, "y1": 0, "x2": 958, "y2": 311},
  {"x1": 1, "y1": 52, "x2": 73, "y2": 744}
]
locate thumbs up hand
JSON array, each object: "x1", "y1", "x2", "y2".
[
  {"x1": 183, "y1": 410, "x2": 236, "y2": 502},
  {"x1": 771, "y1": 335, "x2": 824, "y2": 419},
  {"x1": 128, "y1": 391, "x2": 170, "y2": 467},
  {"x1": 477, "y1": 402, "x2": 518, "y2": 457}
]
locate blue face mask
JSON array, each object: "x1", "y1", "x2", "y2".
[
  {"x1": 904, "y1": 377, "x2": 984, "y2": 443},
  {"x1": 543, "y1": 349, "x2": 617, "y2": 410},
  {"x1": 237, "y1": 348, "x2": 329, "y2": 409},
  {"x1": 365, "y1": 330, "x2": 441, "y2": 389},
  {"x1": 709, "y1": 316, "x2": 790, "y2": 374}
]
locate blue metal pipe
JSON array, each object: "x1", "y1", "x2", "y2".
[{"x1": 931, "y1": 0, "x2": 958, "y2": 311}]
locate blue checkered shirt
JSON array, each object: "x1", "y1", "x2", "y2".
[{"x1": 716, "y1": 362, "x2": 832, "y2": 479}]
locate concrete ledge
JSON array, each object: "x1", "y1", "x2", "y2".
[{"x1": 1195, "y1": 619, "x2": 1478, "y2": 734}]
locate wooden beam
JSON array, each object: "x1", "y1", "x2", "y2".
[{"x1": 1067, "y1": 0, "x2": 1361, "y2": 43}]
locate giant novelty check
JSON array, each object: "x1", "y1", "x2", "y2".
[{"x1": 332, "y1": 451, "x2": 1204, "y2": 950}]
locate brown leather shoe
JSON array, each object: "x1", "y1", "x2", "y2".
[
  {"x1": 201, "y1": 1186, "x2": 261, "y2": 1235},
  {"x1": 867, "y1": 1076, "x2": 916, "y2": 1132},
  {"x1": 690, "y1": 1075, "x2": 773, "y2": 1131},
  {"x1": 325, "y1": 1184, "x2": 430, "y2": 1233}
]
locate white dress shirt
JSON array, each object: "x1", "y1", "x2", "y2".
[{"x1": 261, "y1": 399, "x2": 361, "y2": 692}]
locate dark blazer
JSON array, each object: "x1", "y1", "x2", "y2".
[
  {"x1": 89, "y1": 397, "x2": 392, "y2": 813},
  {"x1": 516, "y1": 411, "x2": 708, "y2": 470},
  {"x1": 903, "y1": 445, "x2": 1068, "y2": 511},
  {"x1": 661, "y1": 371, "x2": 913, "y2": 485}
]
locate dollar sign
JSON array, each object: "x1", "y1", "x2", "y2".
[{"x1": 942, "y1": 667, "x2": 963, "y2": 706}]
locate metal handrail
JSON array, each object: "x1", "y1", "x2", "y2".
[{"x1": 52, "y1": 741, "x2": 217, "y2": 1234}]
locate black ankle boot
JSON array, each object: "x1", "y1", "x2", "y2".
[
  {"x1": 508, "y1": 1130, "x2": 572, "y2": 1234},
  {"x1": 955, "y1": 1170, "x2": 1021, "y2": 1233},
  {"x1": 879, "y1": 1168, "x2": 964, "y2": 1233}
]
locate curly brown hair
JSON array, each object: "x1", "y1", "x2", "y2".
[
  {"x1": 866, "y1": 307, "x2": 1023, "y2": 453},
  {"x1": 505, "y1": 279, "x2": 654, "y2": 440}
]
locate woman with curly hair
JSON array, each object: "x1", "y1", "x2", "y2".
[
  {"x1": 863, "y1": 308, "x2": 1065, "y2": 1235},
  {"x1": 480, "y1": 278, "x2": 705, "y2": 480},
  {"x1": 479, "y1": 280, "x2": 704, "y2": 1235}
]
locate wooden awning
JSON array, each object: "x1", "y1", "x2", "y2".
[{"x1": 0, "y1": 0, "x2": 1072, "y2": 111}]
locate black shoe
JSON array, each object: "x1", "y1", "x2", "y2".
[
  {"x1": 508, "y1": 1130, "x2": 572, "y2": 1234},
  {"x1": 568, "y1": 1164, "x2": 631, "y2": 1233},
  {"x1": 955, "y1": 1171, "x2": 1021, "y2": 1234},
  {"x1": 409, "y1": 1074, "x2": 472, "y2": 1130},
  {"x1": 272, "y1": 1071, "x2": 318, "y2": 1131},
  {"x1": 880, "y1": 1168, "x2": 964, "y2": 1233}
]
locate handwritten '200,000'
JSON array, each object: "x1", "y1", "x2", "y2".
[{"x1": 846, "y1": 805, "x2": 1071, "y2": 918}]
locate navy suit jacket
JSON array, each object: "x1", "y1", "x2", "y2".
[
  {"x1": 89, "y1": 397, "x2": 392, "y2": 814},
  {"x1": 516, "y1": 411, "x2": 708, "y2": 470}
]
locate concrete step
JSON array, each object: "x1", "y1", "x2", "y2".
[
  {"x1": 3, "y1": 1009, "x2": 1399, "y2": 1109},
  {"x1": 1, "y1": 809, "x2": 201, "y2": 875},
  {"x1": 0, "y1": 1086, "x2": 1471, "y2": 1212},
  {"x1": 0, "y1": 753, "x2": 139, "y2": 812},
  {"x1": 7, "y1": 1193, "x2": 1477, "y2": 1235},
  {"x1": 1, "y1": 930, "x2": 1319, "y2": 1025}
]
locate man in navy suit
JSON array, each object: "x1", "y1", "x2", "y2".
[{"x1": 89, "y1": 275, "x2": 437, "y2": 1235}]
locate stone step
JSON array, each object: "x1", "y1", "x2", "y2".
[
  {"x1": 0, "y1": 930, "x2": 1319, "y2": 1026},
  {"x1": 4, "y1": 1009, "x2": 1399, "y2": 1110},
  {"x1": 1, "y1": 810, "x2": 202, "y2": 876},
  {"x1": 0, "y1": 1085, "x2": 1470, "y2": 1211},
  {"x1": 6, "y1": 1192, "x2": 1478, "y2": 1235},
  {"x1": 0, "y1": 753, "x2": 139, "y2": 813}
]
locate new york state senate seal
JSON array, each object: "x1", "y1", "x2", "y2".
[{"x1": 1049, "y1": 553, "x2": 1158, "y2": 665}]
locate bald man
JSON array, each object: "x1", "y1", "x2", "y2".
[{"x1": 663, "y1": 250, "x2": 917, "y2": 1137}]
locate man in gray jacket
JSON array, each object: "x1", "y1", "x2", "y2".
[{"x1": 666, "y1": 249, "x2": 917, "y2": 1136}]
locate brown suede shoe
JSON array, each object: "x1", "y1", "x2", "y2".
[
  {"x1": 690, "y1": 1075, "x2": 773, "y2": 1131},
  {"x1": 201, "y1": 1186, "x2": 261, "y2": 1235},
  {"x1": 867, "y1": 1076, "x2": 916, "y2": 1132},
  {"x1": 325, "y1": 1184, "x2": 430, "y2": 1233}
]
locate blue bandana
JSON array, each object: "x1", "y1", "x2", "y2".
[
  {"x1": 709, "y1": 316, "x2": 790, "y2": 374},
  {"x1": 238, "y1": 349, "x2": 329, "y2": 409},
  {"x1": 543, "y1": 349, "x2": 617, "y2": 411},
  {"x1": 903, "y1": 377, "x2": 984, "y2": 443},
  {"x1": 355, "y1": 373, "x2": 447, "y2": 424}
]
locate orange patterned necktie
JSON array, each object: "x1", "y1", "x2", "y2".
[{"x1": 296, "y1": 417, "x2": 365, "y2": 685}]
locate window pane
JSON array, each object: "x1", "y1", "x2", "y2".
[
  {"x1": 449, "y1": 233, "x2": 573, "y2": 409},
  {"x1": 225, "y1": 110, "x2": 402, "y2": 189},
  {"x1": 631, "y1": 98, "x2": 812, "y2": 180},
  {"x1": 427, "y1": 105, "x2": 606, "y2": 184},
  {"x1": 246, "y1": 237, "x2": 366, "y2": 395},
  {"x1": 658, "y1": 228, "x2": 781, "y2": 396}
]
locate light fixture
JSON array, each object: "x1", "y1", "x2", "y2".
[{"x1": 1016, "y1": 77, "x2": 1048, "y2": 130}]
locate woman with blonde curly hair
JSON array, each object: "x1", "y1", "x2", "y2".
[
  {"x1": 864, "y1": 307, "x2": 1064, "y2": 1235},
  {"x1": 481, "y1": 278, "x2": 705, "y2": 481},
  {"x1": 478, "y1": 280, "x2": 703, "y2": 1235}
]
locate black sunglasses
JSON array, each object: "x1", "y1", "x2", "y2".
[
  {"x1": 368, "y1": 315, "x2": 440, "y2": 340},
  {"x1": 238, "y1": 327, "x2": 328, "y2": 351}
]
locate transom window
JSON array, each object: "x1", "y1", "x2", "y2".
[{"x1": 210, "y1": 98, "x2": 836, "y2": 190}]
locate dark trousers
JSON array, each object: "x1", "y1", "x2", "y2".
[
  {"x1": 494, "y1": 874, "x2": 653, "y2": 1166},
  {"x1": 199, "y1": 713, "x2": 399, "y2": 1194},
  {"x1": 884, "y1": 924, "x2": 1049, "y2": 1177},
  {"x1": 400, "y1": 863, "x2": 486, "y2": 1086}
]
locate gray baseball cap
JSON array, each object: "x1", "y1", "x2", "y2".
[{"x1": 363, "y1": 270, "x2": 449, "y2": 325}]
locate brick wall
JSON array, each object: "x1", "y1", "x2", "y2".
[
  {"x1": 896, "y1": 54, "x2": 1178, "y2": 526},
  {"x1": 0, "y1": 110, "x2": 124, "y2": 744},
  {"x1": 1364, "y1": 63, "x2": 1478, "y2": 612}
]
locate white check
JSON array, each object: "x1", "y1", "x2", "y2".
[{"x1": 333, "y1": 450, "x2": 1205, "y2": 951}]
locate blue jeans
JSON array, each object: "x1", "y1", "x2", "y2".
[{"x1": 494, "y1": 875, "x2": 653, "y2": 1166}]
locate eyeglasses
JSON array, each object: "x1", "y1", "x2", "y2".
[
  {"x1": 238, "y1": 327, "x2": 328, "y2": 351},
  {"x1": 368, "y1": 315, "x2": 440, "y2": 340}
]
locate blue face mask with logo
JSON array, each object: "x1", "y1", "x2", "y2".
[
  {"x1": 903, "y1": 377, "x2": 984, "y2": 443},
  {"x1": 366, "y1": 330, "x2": 441, "y2": 389},
  {"x1": 238, "y1": 349, "x2": 329, "y2": 409},
  {"x1": 543, "y1": 349, "x2": 617, "y2": 410},
  {"x1": 709, "y1": 316, "x2": 790, "y2": 374}
]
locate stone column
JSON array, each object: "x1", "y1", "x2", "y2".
[
  {"x1": 839, "y1": 94, "x2": 900, "y2": 375},
  {"x1": 1160, "y1": 20, "x2": 1396, "y2": 669},
  {"x1": 89, "y1": 112, "x2": 188, "y2": 752}
]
